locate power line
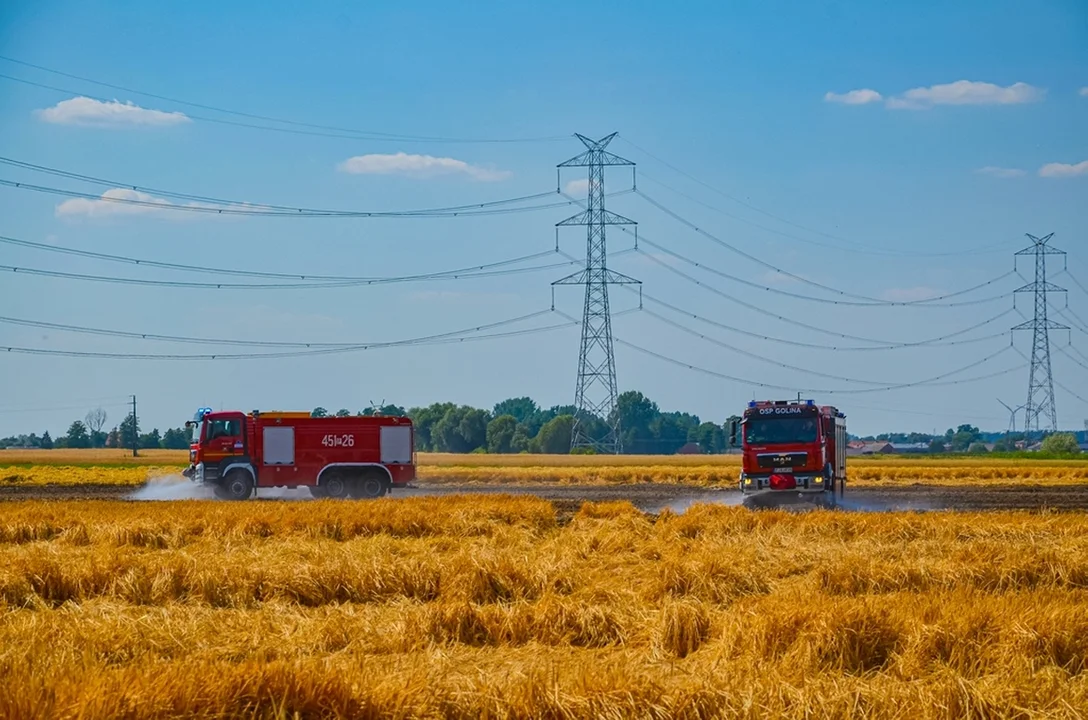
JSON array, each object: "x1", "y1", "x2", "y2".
[
  {"x1": 606, "y1": 321, "x2": 1022, "y2": 395},
  {"x1": 0, "y1": 156, "x2": 567, "y2": 218},
  {"x1": 0, "y1": 177, "x2": 603, "y2": 219},
  {"x1": 637, "y1": 305, "x2": 1002, "y2": 386},
  {"x1": 634, "y1": 288, "x2": 1014, "y2": 351},
  {"x1": 0, "y1": 255, "x2": 583, "y2": 290},
  {"x1": 0, "y1": 234, "x2": 569, "y2": 282},
  {"x1": 0, "y1": 310, "x2": 585, "y2": 361},
  {"x1": 636, "y1": 188, "x2": 1010, "y2": 306},
  {"x1": 631, "y1": 247, "x2": 1012, "y2": 347},
  {"x1": 0, "y1": 63, "x2": 566, "y2": 144},
  {"x1": 636, "y1": 235, "x2": 1012, "y2": 308},
  {"x1": 620, "y1": 136, "x2": 1013, "y2": 258},
  {"x1": 0, "y1": 309, "x2": 559, "y2": 348}
]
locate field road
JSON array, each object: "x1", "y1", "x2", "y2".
[{"x1": 3, "y1": 481, "x2": 1088, "y2": 512}]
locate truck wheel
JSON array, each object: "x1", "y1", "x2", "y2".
[
  {"x1": 321, "y1": 473, "x2": 350, "y2": 500},
  {"x1": 349, "y1": 474, "x2": 387, "y2": 499},
  {"x1": 221, "y1": 470, "x2": 253, "y2": 501},
  {"x1": 307, "y1": 485, "x2": 328, "y2": 499}
]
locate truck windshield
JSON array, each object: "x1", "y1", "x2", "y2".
[
  {"x1": 191, "y1": 421, "x2": 204, "y2": 444},
  {"x1": 745, "y1": 418, "x2": 818, "y2": 445}
]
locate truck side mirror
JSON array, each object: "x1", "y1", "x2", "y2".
[{"x1": 728, "y1": 420, "x2": 738, "y2": 448}]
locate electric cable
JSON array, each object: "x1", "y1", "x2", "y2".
[
  {"x1": 633, "y1": 288, "x2": 1014, "y2": 351},
  {"x1": 0, "y1": 156, "x2": 564, "y2": 218},
  {"x1": 636, "y1": 188, "x2": 1012, "y2": 305},
  {"x1": 0, "y1": 310, "x2": 588, "y2": 360},
  {"x1": 636, "y1": 235, "x2": 1013, "y2": 308},
  {"x1": 0, "y1": 307, "x2": 642, "y2": 361},
  {"x1": 0, "y1": 178, "x2": 613, "y2": 218},
  {"x1": 637, "y1": 305, "x2": 1005, "y2": 386},
  {"x1": 0, "y1": 255, "x2": 583, "y2": 290},
  {"x1": 0, "y1": 309, "x2": 555, "y2": 347},
  {"x1": 0, "y1": 233, "x2": 565, "y2": 282},
  {"x1": 607, "y1": 325, "x2": 1022, "y2": 395},
  {"x1": 0, "y1": 65, "x2": 566, "y2": 144},
  {"x1": 631, "y1": 247, "x2": 1009, "y2": 347},
  {"x1": 620, "y1": 136, "x2": 1014, "y2": 258}
]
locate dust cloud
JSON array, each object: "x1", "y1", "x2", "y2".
[{"x1": 128, "y1": 475, "x2": 216, "y2": 501}]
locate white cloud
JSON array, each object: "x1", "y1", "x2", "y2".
[
  {"x1": 564, "y1": 178, "x2": 606, "y2": 195},
  {"x1": 37, "y1": 96, "x2": 190, "y2": 127},
  {"x1": 56, "y1": 188, "x2": 177, "y2": 218},
  {"x1": 1038, "y1": 160, "x2": 1088, "y2": 178},
  {"x1": 975, "y1": 166, "x2": 1025, "y2": 178},
  {"x1": 824, "y1": 89, "x2": 883, "y2": 105},
  {"x1": 55, "y1": 188, "x2": 263, "y2": 219},
  {"x1": 338, "y1": 152, "x2": 511, "y2": 181},
  {"x1": 886, "y1": 81, "x2": 1044, "y2": 110},
  {"x1": 882, "y1": 286, "x2": 945, "y2": 302},
  {"x1": 1080, "y1": 87, "x2": 1088, "y2": 97}
]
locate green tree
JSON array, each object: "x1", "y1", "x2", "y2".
[
  {"x1": 967, "y1": 442, "x2": 989, "y2": 454},
  {"x1": 486, "y1": 415, "x2": 518, "y2": 454},
  {"x1": 40, "y1": 431, "x2": 53, "y2": 450},
  {"x1": 311, "y1": 407, "x2": 328, "y2": 418},
  {"x1": 615, "y1": 391, "x2": 660, "y2": 454},
  {"x1": 649, "y1": 412, "x2": 697, "y2": 455},
  {"x1": 139, "y1": 428, "x2": 162, "y2": 449},
  {"x1": 1041, "y1": 433, "x2": 1081, "y2": 455},
  {"x1": 537, "y1": 415, "x2": 575, "y2": 454},
  {"x1": 335, "y1": 408, "x2": 352, "y2": 417},
  {"x1": 492, "y1": 397, "x2": 540, "y2": 425},
  {"x1": 65, "y1": 421, "x2": 91, "y2": 449},
  {"x1": 161, "y1": 427, "x2": 191, "y2": 450},
  {"x1": 510, "y1": 424, "x2": 534, "y2": 453},
  {"x1": 691, "y1": 422, "x2": 725, "y2": 454},
  {"x1": 950, "y1": 424, "x2": 981, "y2": 452},
  {"x1": 407, "y1": 402, "x2": 456, "y2": 451},
  {"x1": 928, "y1": 439, "x2": 946, "y2": 453},
  {"x1": 119, "y1": 413, "x2": 140, "y2": 450},
  {"x1": 432, "y1": 406, "x2": 490, "y2": 453}
]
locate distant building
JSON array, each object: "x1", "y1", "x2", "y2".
[
  {"x1": 846, "y1": 441, "x2": 894, "y2": 456},
  {"x1": 889, "y1": 442, "x2": 930, "y2": 454},
  {"x1": 676, "y1": 442, "x2": 702, "y2": 455}
]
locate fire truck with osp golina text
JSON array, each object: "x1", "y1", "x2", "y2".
[{"x1": 730, "y1": 399, "x2": 846, "y2": 507}]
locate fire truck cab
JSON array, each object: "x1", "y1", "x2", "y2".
[
  {"x1": 183, "y1": 407, "x2": 415, "y2": 501},
  {"x1": 730, "y1": 399, "x2": 846, "y2": 508}
]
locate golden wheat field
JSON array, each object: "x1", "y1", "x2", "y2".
[
  {"x1": 2, "y1": 496, "x2": 1088, "y2": 719},
  {"x1": 3, "y1": 449, "x2": 1087, "y2": 488}
]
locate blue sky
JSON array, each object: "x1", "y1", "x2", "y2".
[{"x1": 0, "y1": 0, "x2": 1086, "y2": 438}]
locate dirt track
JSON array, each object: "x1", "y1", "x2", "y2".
[{"x1": 2, "y1": 482, "x2": 1088, "y2": 512}]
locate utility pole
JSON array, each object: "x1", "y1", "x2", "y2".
[
  {"x1": 131, "y1": 394, "x2": 138, "y2": 458},
  {"x1": 553, "y1": 133, "x2": 640, "y2": 454},
  {"x1": 1013, "y1": 233, "x2": 1067, "y2": 434}
]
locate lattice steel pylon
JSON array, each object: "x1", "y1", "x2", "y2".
[
  {"x1": 1013, "y1": 233, "x2": 1067, "y2": 434},
  {"x1": 553, "y1": 133, "x2": 640, "y2": 453}
]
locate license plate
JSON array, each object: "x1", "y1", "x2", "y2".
[{"x1": 775, "y1": 468, "x2": 791, "y2": 473}]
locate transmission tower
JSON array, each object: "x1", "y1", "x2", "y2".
[
  {"x1": 553, "y1": 133, "x2": 640, "y2": 453},
  {"x1": 1013, "y1": 233, "x2": 1067, "y2": 434}
]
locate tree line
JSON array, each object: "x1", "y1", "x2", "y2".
[
  {"x1": 1, "y1": 408, "x2": 190, "y2": 451},
  {"x1": 315, "y1": 392, "x2": 738, "y2": 455}
]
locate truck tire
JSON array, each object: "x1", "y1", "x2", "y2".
[
  {"x1": 221, "y1": 470, "x2": 253, "y2": 501},
  {"x1": 321, "y1": 473, "x2": 351, "y2": 500},
  {"x1": 349, "y1": 473, "x2": 388, "y2": 499},
  {"x1": 307, "y1": 485, "x2": 328, "y2": 499}
]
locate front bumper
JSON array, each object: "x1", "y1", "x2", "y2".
[
  {"x1": 739, "y1": 473, "x2": 830, "y2": 496},
  {"x1": 184, "y1": 463, "x2": 205, "y2": 483}
]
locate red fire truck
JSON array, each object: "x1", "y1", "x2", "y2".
[
  {"x1": 182, "y1": 408, "x2": 415, "y2": 500},
  {"x1": 730, "y1": 399, "x2": 846, "y2": 507}
]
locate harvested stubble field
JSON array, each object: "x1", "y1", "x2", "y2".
[
  {"x1": 2, "y1": 496, "x2": 1088, "y2": 718},
  {"x1": 2, "y1": 449, "x2": 1087, "y2": 489}
]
